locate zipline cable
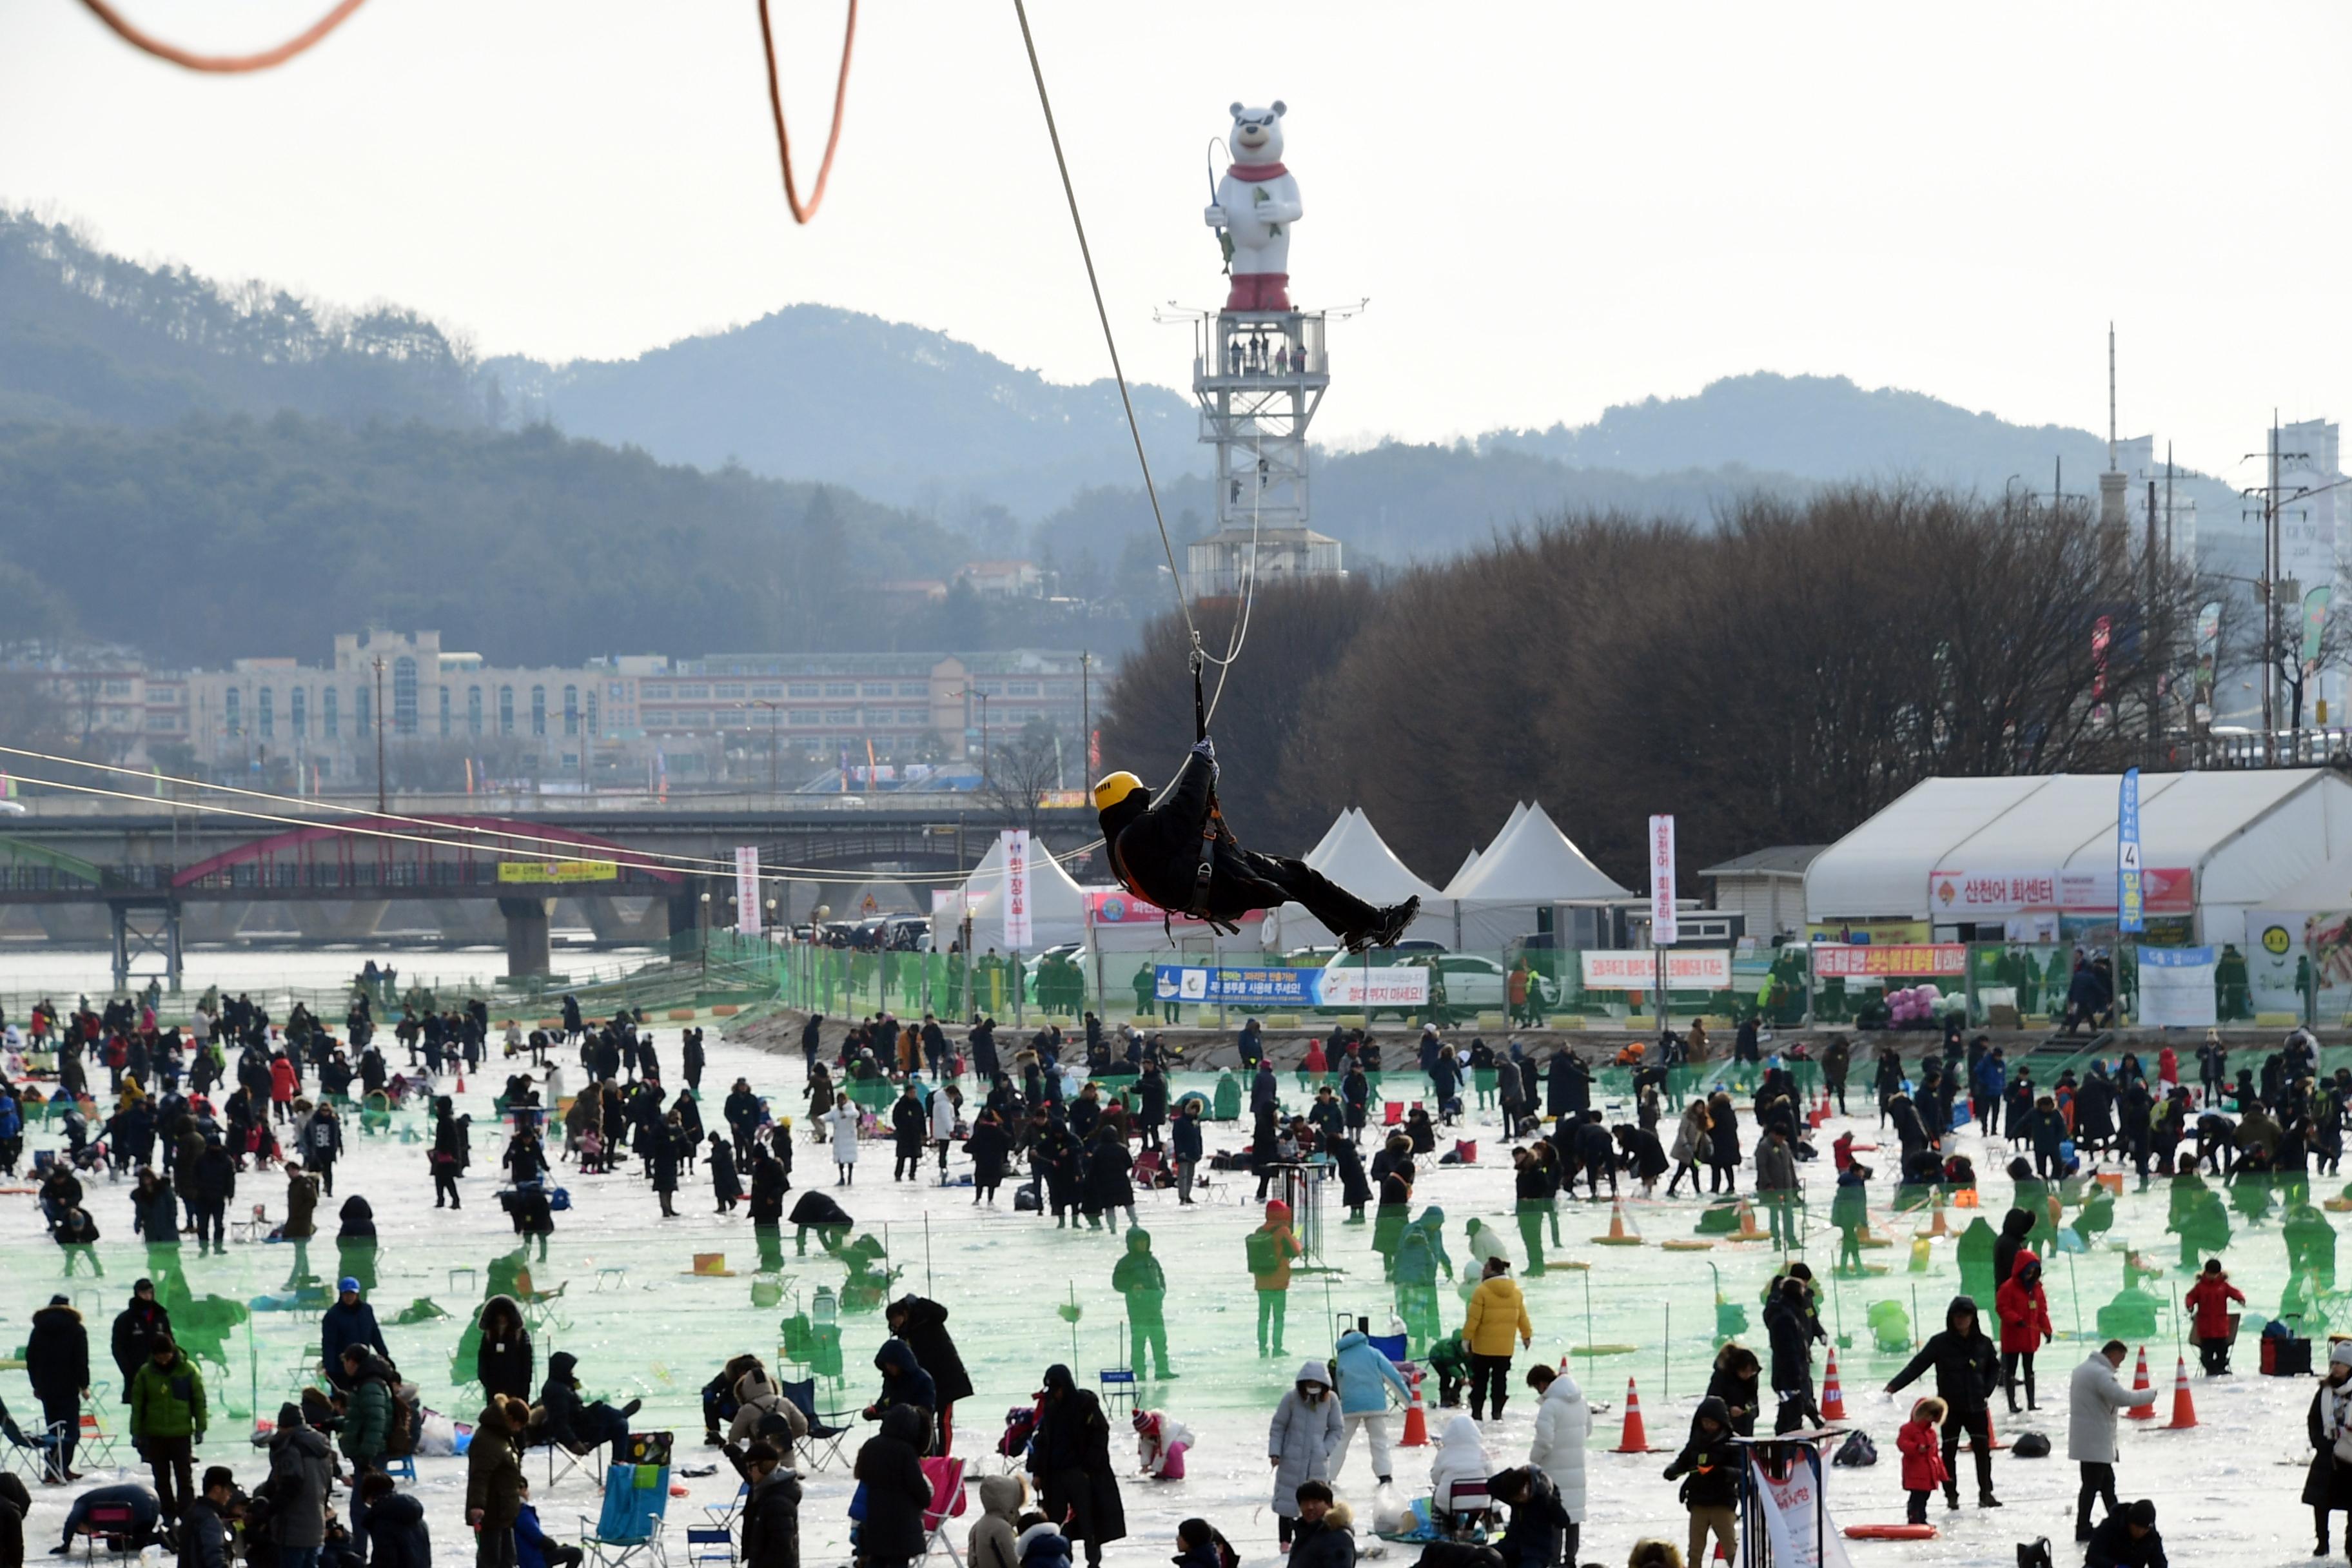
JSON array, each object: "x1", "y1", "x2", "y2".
[
  {"x1": 72, "y1": 0, "x2": 369, "y2": 72},
  {"x1": 1010, "y1": 0, "x2": 1193, "y2": 652},
  {"x1": 755, "y1": 0, "x2": 859, "y2": 224}
]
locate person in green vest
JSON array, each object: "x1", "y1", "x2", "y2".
[
  {"x1": 1131, "y1": 963, "x2": 1156, "y2": 1021},
  {"x1": 1249, "y1": 1200, "x2": 1303, "y2": 1358},
  {"x1": 128, "y1": 1333, "x2": 206, "y2": 1525},
  {"x1": 1212, "y1": 1070, "x2": 1242, "y2": 1123}
]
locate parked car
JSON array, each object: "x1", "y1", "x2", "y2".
[{"x1": 1318, "y1": 949, "x2": 1558, "y2": 1021}]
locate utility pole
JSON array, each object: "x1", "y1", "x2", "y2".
[
  {"x1": 1079, "y1": 651, "x2": 1092, "y2": 781},
  {"x1": 2146, "y1": 478, "x2": 2161, "y2": 768},
  {"x1": 371, "y1": 655, "x2": 387, "y2": 814}
]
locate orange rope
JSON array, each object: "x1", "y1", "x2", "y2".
[
  {"x1": 756, "y1": 0, "x2": 858, "y2": 224},
  {"x1": 73, "y1": 0, "x2": 369, "y2": 72}
]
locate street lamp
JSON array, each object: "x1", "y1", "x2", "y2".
[{"x1": 698, "y1": 890, "x2": 711, "y2": 978}]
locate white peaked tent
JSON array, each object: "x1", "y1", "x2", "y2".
[
  {"x1": 953, "y1": 832, "x2": 1090, "y2": 952},
  {"x1": 1446, "y1": 801, "x2": 1633, "y2": 950},
  {"x1": 1270, "y1": 808, "x2": 1451, "y2": 949}
]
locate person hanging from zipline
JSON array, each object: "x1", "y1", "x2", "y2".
[{"x1": 1093, "y1": 733, "x2": 1418, "y2": 952}]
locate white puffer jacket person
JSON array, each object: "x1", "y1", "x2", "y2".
[
  {"x1": 1427, "y1": 1414, "x2": 1493, "y2": 1518},
  {"x1": 1527, "y1": 1364, "x2": 1591, "y2": 1522}
]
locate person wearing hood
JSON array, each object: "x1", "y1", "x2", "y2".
[
  {"x1": 1028, "y1": 1365, "x2": 1124, "y2": 1568},
  {"x1": 887, "y1": 1295, "x2": 972, "y2": 1453},
  {"x1": 1428, "y1": 1414, "x2": 1494, "y2": 1523},
  {"x1": 335, "y1": 1196, "x2": 378, "y2": 1291},
  {"x1": 1248, "y1": 1201, "x2": 1303, "y2": 1358},
  {"x1": 1703, "y1": 1344, "x2": 1761, "y2": 1438},
  {"x1": 736, "y1": 1439, "x2": 801, "y2": 1568},
  {"x1": 1331, "y1": 1325, "x2": 1411, "y2": 1486},
  {"x1": 864, "y1": 1339, "x2": 938, "y2": 1451},
  {"x1": 1895, "y1": 1398, "x2": 1948, "y2": 1527},
  {"x1": 1661, "y1": 1396, "x2": 1740, "y2": 1567},
  {"x1": 1287, "y1": 1481, "x2": 1355, "y2": 1568},
  {"x1": 537, "y1": 1352, "x2": 640, "y2": 1455},
  {"x1": 2181, "y1": 1258, "x2": 2245, "y2": 1375},
  {"x1": 338, "y1": 1347, "x2": 394, "y2": 1473},
  {"x1": 1017, "y1": 1518, "x2": 1072, "y2": 1568},
  {"x1": 2306, "y1": 1340, "x2": 2352, "y2": 1555},
  {"x1": 1110, "y1": 1231, "x2": 1173, "y2": 1382},
  {"x1": 355, "y1": 1471, "x2": 429, "y2": 1568},
  {"x1": 2084, "y1": 1499, "x2": 2165, "y2": 1568},
  {"x1": 856, "y1": 1401, "x2": 926, "y2": 1561},
  {"x1": 1524, "y1": 1363, "x2": 1589, "y2": 1551},
  {"x1": 1991, "y1": 1208, "x2": 2037, "y2": 1299},
  {"x1": 264, "y1": 1400, "x2": 335, "y2": 1565},
  {"x1": 1267, "y1": 1364, "x2": 1343, "y2": 1548},
  {"x1": 1994, "y1": 1250, "x2": 2053, "y2": 1413},
  {"x1": 26, "y1": 1293, "x2": 88, "y2": 1480},
  {"x1": 2070, "y1": 1340, "x2": 2155, "y2": 1544},
  {"x1": 476, "y1": 1296, "x2": 534, "y2": 1407},
  {"x1": 1464, "y1": 1257, "x2": 1533, "y2": 1422},
  {"x1": 321, "y1": 1280, "x2": 387, "y2": 1387},
  {"x1": 1885, "y1": 1295, "x2": 2001, "y2": 1511},
  {"x1": 467, "y1": 1396, "x2": 526, "y2": 1568},
  {"x1": 725, "y1": 1365, "x2": 810, "y2": 1458},
  {"x1": 1172, "y1": 1517, "x2": 1236, "y2": 1568},
  {"x1": 968, "y1": 1476, "x2": 1025, "y2": 1568}
]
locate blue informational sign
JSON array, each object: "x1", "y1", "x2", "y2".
[
  {"x1": 1153, "y1": 963, "x2": 1429, "y2": 1007},
  {"x1": 2137, "y1": 945, "x2": 2214, "y2": 968},
  {"x1": 2117, "y1": 767, "x2": 2144, "y2": 934}
]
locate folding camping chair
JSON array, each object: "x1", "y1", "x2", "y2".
[
  {"x1": 1129, "y1": 1149, "x2": 1167, "y2": 1196},
  {"x1": 700, "y1": 1482, "x2": 749, "y2": 1534},
  {"x1": 917, "y1": 1456, "x2": 968, "y2": 1568},
  {"x1": 1097, "y1": 1369, "x2": 1137, "y2": 1418},
  {"x1": 2, "y1": 1419, "x2": 65, "y2": 1485},
  {"x1": 72, "y1": 1501, "x2": 141, "y2": 1560},
  {"x1": 580, "y1": 1460, "x2": 671, "y2": 1568},
  {"x1": 543, "y1": 1437, "x2": 607, "y2": 1491},
  {"x1": 1433, "y1": 1476, "x2": 1492, "y2": 1539},
  {"x1": 75, "y1": 1403, "x2": 122, "y2": 1469},
  {"x1": 683, "y1": 1527, "x2": 734, "y2": 1568},
  {"x1": 779, "y1": 1378, "x2": 853, "y2": 1472}
]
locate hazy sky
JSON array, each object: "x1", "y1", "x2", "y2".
[{"x1": 4, "y1": 1, "x2": 2347, "y2": 476}]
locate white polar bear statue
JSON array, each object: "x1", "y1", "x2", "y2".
[{"x1": 1206, "y1": 101, "x2": 1301, "y2": 311}]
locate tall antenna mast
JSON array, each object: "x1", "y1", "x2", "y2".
[{"x1": 2107, "y1": 320, "x2": 2117, "y2": 469}]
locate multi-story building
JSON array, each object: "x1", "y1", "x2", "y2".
[{"x1": 133, "y1": 632, "x2": 1101, "y2": 789}]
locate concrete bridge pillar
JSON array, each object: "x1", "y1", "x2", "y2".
[
  {"x1": 579, "y1": 895, "x2": 671, "y2": 945},
  {"x1": 427, "y1": 900, "x2": 509, "y2": 945},
  {"x1": 498, "y1": 896, "x2": 554, "y2": 979}
]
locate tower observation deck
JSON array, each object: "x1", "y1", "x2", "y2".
[{"x1": 1179, "y1": 308, "x2": 1346, "y2": 602}]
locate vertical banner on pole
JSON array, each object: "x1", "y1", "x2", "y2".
[
  {"x1": 1002, "y1": 830, "x2": 1034, "y2": 951},
  {"x1": 1649, "y1": 815, "x2": 1678, "y2": 945},
  {"x1": 2117, "y1": 768, "x2": 2144, "y2": 934},
  {"x1": 734, "y1": 847, "x2": 762, "y2": 935}
]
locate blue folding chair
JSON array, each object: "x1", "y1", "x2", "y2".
[
  {"x1": 580, "y1": 1461, "x2": 671, "y2": 1568},
  {"x1": 684, "y1": 1527, "x2": 733, "y2": 1568},
  {"x1": 779, "y1": 1378, "x2": 852, "y2": 1472}
]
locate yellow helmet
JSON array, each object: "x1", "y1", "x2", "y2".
[{"x1": 1092, "y1": 770, "x2": 1146, "y2": 812}]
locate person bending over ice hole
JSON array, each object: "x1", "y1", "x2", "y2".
[{"x1": 1093, "y1": 738, "x2": 1418, "y2": 950}]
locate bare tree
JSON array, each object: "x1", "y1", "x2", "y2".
[
  {"x1": 979, "y1": 717, "x2": 1065, "y2": 838},
  {"x1": 2226, "y1": 580, "x2": 2352, "y2": 732}
]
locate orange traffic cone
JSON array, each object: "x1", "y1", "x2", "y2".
[
  {"x1": 1981, "y1": 1402, "x2": 2006, "y2": 1451},
  {"x1": 2124, "y1": 1347, "x2": 2155, "y2": 1420},
  {"x1": 455, "y1": 1070, "x2": 466, "y2": 1094},
  {"x1": 1611, "y1": 1378, "x2": 1651, "y2": 1453},
  {"x1": 1732, "y1": 1199, "x2": 1768, "y2": 1242},
  {"x1": 1820, "y1": 1347, "x2": 1846, "y2": 1422},
  {"x1": 1400, "y1": 1367, "x2": 1429, "y2": 1447},
  {"x1": 1927, "y1": 1189, "x2": 1949, "y2": 1238},
  {"x1": 1595, "y1": 1199, "x2": 1643, "y2": 1246},
  {"x1": 2163, "y1": 1356, "x2": 2198, "y2": 1429}
]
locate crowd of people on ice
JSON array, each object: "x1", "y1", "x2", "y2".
[{"x1": 4, "y1": 982, "x2": 2344, "y2": 1568}]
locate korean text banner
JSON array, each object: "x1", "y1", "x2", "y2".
[
  {"x1": 1580, "y1": 950, "x2": 1732, "y2": 990},
  {"x1": 1154, "y1": 964, "x2": 1431, "y2": 1006},
  {"x1": 1811, "y1": 943, "x2": 1968, "y2": 977}
]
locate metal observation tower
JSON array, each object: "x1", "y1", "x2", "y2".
[{"x1": 1168, "y1": 305, "x2": 1355, "y2": 601}]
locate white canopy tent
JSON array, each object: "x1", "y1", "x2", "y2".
[
  {"x1": 1268, "y1": 807, "x2": 1451, "y2": 950},
  {"x1": 948, "y1": 832, "x2": 1091, "y2": 952},
  {"x1": 1443, "y1": 801, "x2": 1633, "y2": 950},
  {"x1": 1802, "y1": 769, "x2": 2352, "y2": 945}
]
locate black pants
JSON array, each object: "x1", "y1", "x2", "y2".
[
  {"x1": 1228, "y1": 850, "x2": 1385, "y2": 942},
  {"x1": 1774, "y1": 1387, "x2": 1819, "y2": 1434},
  {"x1": 435, "y1": 1171, "x2": 460, "y2": 1207},
  {"x1": 2076, "y1": 1462, "x2": 2116, "y2": 1536},
  {"x1": 1939, "y1": 1409, "x2": 1994, "y2": 1502},
  {"x1": 2001, "y1": 1349, "x2": 2037, "y2": 1410},
  {"x1": 1826, "y1": 1077, "x2": 1848, "y2": 1114},
  {"x1": 193, "y1": 1200, "x2": 224, "y2": 1249},
  {"x1": 145, "y1": 1433, "x2": 194, "y2": 1521},
  {"x1": 39, "y1": 1390, "x2": 76, "y2": 1475},
  {"x1": 2198, "y1": 1334, "x2": 2231, "y2": 1374},
  {"x1": 1467, "y1": 1352, "x2": 1512, "y2": 1419}
]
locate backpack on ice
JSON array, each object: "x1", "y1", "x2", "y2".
[
  {"x1": 2017, "y1": 1540, "x2": 2053, "y2": 1568},
  {"x1": 1830, "y1": 1430, "x2": 1877, "y2": 1467}
]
